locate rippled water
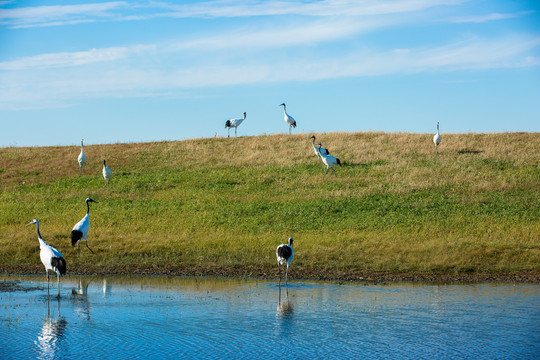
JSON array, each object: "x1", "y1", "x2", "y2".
[{"x1": 0, "y1": 275, "x2": 539, "y2": 359}]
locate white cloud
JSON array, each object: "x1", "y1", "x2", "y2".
[
  {"x1": 1, "y1": 34, "x2": 538, "y2": 110},
  {"x1": 0, "y1": 0, "x2": 464, "y2": 28},
  {"x1": 0, "y1": 45, "x2": 154, "y2": 70},
  {"x1": 448, "y1": 11, "x2": 534, "y2": 23},
  {"x1": 0, "y1": 2, "x2": 128, "y2": 28}
]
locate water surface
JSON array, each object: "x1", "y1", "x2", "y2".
[{"x1": 1, "y1": 275, "x2": 539, "y2": 359}]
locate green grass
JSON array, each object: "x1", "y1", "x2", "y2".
[{"x1": 0, "y1": 132, "x2": 539, "y2": 280}]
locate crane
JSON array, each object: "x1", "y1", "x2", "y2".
[
  {"x1": 433, "y1": 122, "x2": 442, "y2": 154},
  {"x1": 276, "y1": 237, "x2": 294, "y2": 287},
  {"x1": 78, "y1": 139, "x2": 86, "y2": 175},
  {"x1": 225, "y1": 112, "x2": 247, "y2": 137},
  {"x1": 318, "y1": 143, "x2": 341, "y2": 174},
  {"x1": 310, "y1": 135, "x2": 329, "y2": 163},
  {"x1": 280, "y1": 103, "x2": 296, "y2": 134},
  {"x1": 71, "y1": 198, "x2": 98, "y2": 254},
  {"x1": 102, "y1": 159, "x2": 112, "y2": 186},
  {"x1": 26, "y1": 219, "x2": 66, "y2": 298}
]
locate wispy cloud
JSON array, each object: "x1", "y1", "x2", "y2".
[
  {"x1": 1, "y1": 0, "x2": 464, "y2": 28},
  {"x1": 1, "y1": 33, "x2": 538, "y2": 110},
  {"x1": 448, "y1": 11, "x2": 534, "y2": 23},
  {"x1": 0, "y1": 2, "x2": 128, "y2": 28},
  {"x1": 0, "y1": 45, "x2": 154, "y2": 70}
]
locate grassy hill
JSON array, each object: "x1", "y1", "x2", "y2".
[{"x1": 1, "y1": 132, "x2": 539, "y2": 281}]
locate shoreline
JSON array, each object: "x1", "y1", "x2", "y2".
[{"x1": 2, "y1": 266, "x2": 539, "y2": 283}]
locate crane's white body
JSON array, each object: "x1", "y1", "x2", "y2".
[
  {"x1": 310, "y1": 136, "x2": 329, "y2": 162},
  {"x1": 27, "y1": 219, "x2": 66, "y2": 297},
  {"x1": 276, "y1": 237, "x2": 294, "y2": 286},
  {"x1": 280, "y1": 103, "x2": 296, "y2": 134},
  {"x1": 433, "y1": 122, "x2": 442, "y2": 154},
  {"x1": 71, "y1": 198, "x2": 97, "y2": 253},
  {"x1": 225, "y1": 112, "x2": 246, "y2": 137},
  {"x1": 318, "y1": 143, "x2": 341, "y2": 174},
  {"x1": 78, "y1": 139, "x2": 86, "y2": 175},
  {"x1": 102, "y1": 160, "x2": 112, "y2": 185}
]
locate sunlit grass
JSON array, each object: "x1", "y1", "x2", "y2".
[{"x1": 0, "y1": 132, "x2": 539, "y2": 279}]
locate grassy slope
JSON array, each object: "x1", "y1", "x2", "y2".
[{"x1": 0, "y1": 132, "x2": 539, "y2": 281}]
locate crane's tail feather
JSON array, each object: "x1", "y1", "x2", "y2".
[
  {"x1": 337, "y1": 158, "x2": 342, "y2": 166},
  {"x1": 71, "y1": 230, "x2": 83, "y2": 246},
  {"x1": 52, "y1": 257, "x2": 66, "y2": 276}
]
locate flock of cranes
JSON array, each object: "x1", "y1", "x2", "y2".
[{"x1": 28, "y1": 104, "x2": 443, "y2": 295}]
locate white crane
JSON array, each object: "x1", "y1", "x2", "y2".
[
  {"x1": 71, "y1": 198, "x2": 98, "y2": 254},
  {"x1": 102, "y1": 159, "x2": 112, "y2": 186},
  {"x1": 433, "y1": 122, "x2": 442, "y2": 154},
  {"x1": 276, "y1": 237, "x2": 294, "y2": 287},
  {"x1": 26, "y1": 219, "x2": 66, "y2": 298},
  {"x1": 280, "y1": 103, "x2": 296, "y2": 134},
  {"x1": 225, "y1": 112, "x2": 247, "y2": 137},
  {"x1": 318, "y1": 143, "x2": 341, "y2": 174},
  {"x1": 310, "y1": 135, "x2": 329, "y2": 163},
  {"x1": 78, "y1": 139, "x2": 87, "y2": 175}
]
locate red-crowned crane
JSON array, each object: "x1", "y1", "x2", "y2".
[
  {"x1": 318, "y1": 143, "x2": 341, "y2": 174},
  {"x1": 276, "y1": 237, "x2": 294, "y2": 287},
  {"x1": 280, "y1": 103, "x2": 296, "y2": 134},
  {"x1": 102, "y1": 159, "x2": 112, "y2": 186},
  {"x1": 78, "y1": 139, "x2": 86, "y2": 175},
  {"x1": 433, "y1": 122, "x2": 442, "y2": 154},
  {"x1": 26, "y1": 219, "x2": 66, "y2": 298},
  {"x1": 225, "y1": 112, "x2": 247, "y2": 137},
  {"x1": 310, "y1": 135, "x2": 329, "y2": 163},
  {"x1": 71, "y1": 198, "x2": 97, "y2": 254}
]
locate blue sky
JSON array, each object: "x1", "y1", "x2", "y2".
[{"x1": 0, "y1": 0, "x2": 539, "y2": 147}]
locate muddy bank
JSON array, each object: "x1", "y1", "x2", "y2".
[{"x1": 2, "y1": 264, "x2": 539, "y2": 283}]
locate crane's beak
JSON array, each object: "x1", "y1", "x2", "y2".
[{"x1": 25, "y1": 221, "x2": 34, "y2": 227}]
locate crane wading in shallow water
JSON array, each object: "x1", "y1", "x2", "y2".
[
  {"x1": 276, "y1": 237, "x2": 294, "y2": 287},
  {"x1": 225, "y1": 112, "x2": 247, "y2": 137},
  {"x1": 318, "y1": 143, "x2": 341, "y2": 174},
  {"x1": 433, "y1": 122, "x2": 442, "y2": 154},
  {"x1": 71, "y1": 198, "x2": 98, "y2": 254},
  {"x1": 78, "y1": 139, "x2": 86, "y2": 175},
  {"x1": 26, "y1": 219, "x2": 66, "y2": 298},
  {"x1": 310, "y1": 135, "x2": 329, "y2": 163},
  {"x1": 280, "y1": 103, "x2": 296, "y2": 135},
  {"x1": 102, "y1": 159, "x2": 112, "y2": 186}
]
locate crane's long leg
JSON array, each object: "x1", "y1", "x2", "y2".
[
  {"x1": 85, "y1": 240, "x2": 95, "y2": 254},
  {"x1": 56, "y1": 272, "x2": 61, "y2": 298},
  {"x1": 235, "y1": 128, "x2": 237, "y2": 137},
  {"x1": 278, "y1": 263, "x2": 281, "y2": 287}
]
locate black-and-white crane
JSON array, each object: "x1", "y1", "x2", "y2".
[
  {"x1": 310, "y1": 135, "x2": 329, "y2": 163},
  {"x1": 26, "y1": 219, "x2": 66, "y2": 297},
  {"x1": 71, "y1": 198, "x2": 98, "y2": 254},
  {"x1": 280, "y1": 103, "x2": 296, "y2": 134},
  {"x1": 102, "y1": 159, "x2": 112, "y2": 186},
  {"x1": 433, "y1": 122, "x2": 442, "y2": 154},
  {"x1": 225, "y1": 112, "x2": 247, "y2": 137},
  {"x1": 276, "y1": 237, "x2": 294, "y2": 286},
  {"x1": 318, "y1": 143, "x2": 341, "y2": 174},
  {"x1": 78, "y1": 139, "x2": 86, "y2": 175}
]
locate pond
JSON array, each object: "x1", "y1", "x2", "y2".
[{"x1": 0, "y1": 275, "x2": 539, "y2": 359}]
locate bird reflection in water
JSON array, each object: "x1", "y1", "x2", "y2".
[
  {"x1": 37, "y1": 292, "x2": 67, "y2": 360},
  {"x1": 71, "y1": 277, "x2": 92, "y2": 320},
  {"x1": 276, "y1": 286, "x2": 294, "y2": 318}
]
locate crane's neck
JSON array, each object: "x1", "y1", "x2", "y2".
[
  {"x1": 36, "y1": 222, "x2": 42, "y2": 240},
  {"x1": 311, "y1": 137, "x2": 316, "y2": 145},
  {"x1": 86, "y1": 200, "x2": 91, "y2": 214}
]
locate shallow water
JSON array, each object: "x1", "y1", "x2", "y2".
[{"x1": 0, "y1": 275, "x2": 539, "y2": 359}]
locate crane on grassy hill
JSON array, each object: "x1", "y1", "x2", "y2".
[{"x1": 71, "y1": 198, "x2": 98, "y2": 254}]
